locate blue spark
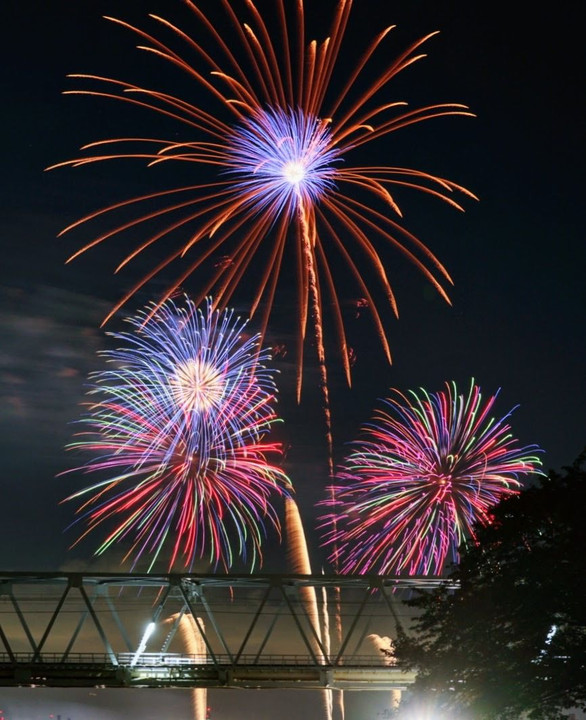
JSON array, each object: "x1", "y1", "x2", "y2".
[{"x1": 226, "y1": 106, "x2": 341, "y2": 217}]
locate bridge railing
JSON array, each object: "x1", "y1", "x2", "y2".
[{"x1": 0, "y1": 651, "x2": 400, "y2": 667}]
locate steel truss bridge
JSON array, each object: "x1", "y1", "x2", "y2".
[{"x1": 0, "y1": 572, "x2": 444, "y2": 691}]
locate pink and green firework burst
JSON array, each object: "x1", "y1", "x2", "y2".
[
  {"x1": 50, "y1": 0, "x2": 476, "y2": 394},
  {"x1": 319, "y1": 381, "x2": 543, "y2": 576},
  {"x1": 62, "y1": 296, "x2": 291, "y2": 571}
]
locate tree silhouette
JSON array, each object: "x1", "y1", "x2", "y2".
[{"x1": 396, "y1": 449, "x2": 586, "y2": 720}]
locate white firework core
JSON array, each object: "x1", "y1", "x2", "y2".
[
  {"x1": 172, "y1": 358, "x2": 225, "y2": 412},
  {"x1": 282, "y1": 160, "x2": 306, "y2": 185}
]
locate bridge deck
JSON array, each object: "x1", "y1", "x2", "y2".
[{"x1": 0, "y1": 652, "x2": 416, "y2": 690}]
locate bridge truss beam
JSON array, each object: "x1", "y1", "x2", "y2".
[{"x1": 0, "y1": 572, "x2": 445, "y2": 690}]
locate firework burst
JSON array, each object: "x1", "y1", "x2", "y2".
[
  {"x1": 320, "y1": 380, "x2": 543, "y2": 576},
  {"x1": 49, "y1": 0, "x2": 476, "y2": 394},
  {"x1": 61, "y1": 296, "x2": 291, "y2": 571}
]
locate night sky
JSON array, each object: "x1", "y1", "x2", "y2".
[{"x1": 1, "y1": 0, "x2": 584, "y2": 717}]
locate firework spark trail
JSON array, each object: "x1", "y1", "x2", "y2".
[
  {"x1": 320, "y1": 379, "x2": 544, "y2": 576},
  {"x1": 50, "y1": 0, "x2": 476, "y2": 393},
  {"x1": 61, "y1": 296, "x2": 292, "y2": 571},
  {"x1": 296, "y1": 199, "x2": 333, "y2": 463}
]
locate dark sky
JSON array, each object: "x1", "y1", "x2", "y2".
[{"x1": 1, "y1": 0, "x2": 584, "y2": 717}]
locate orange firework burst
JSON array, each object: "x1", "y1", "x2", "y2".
[{"x1": 49, "y1": 0, "x2": 476, "y2": 397}]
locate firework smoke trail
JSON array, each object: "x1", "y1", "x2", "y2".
[
  {"x1": 186, "y1": 614, "x2": 208, "y2": 720},
  {"x1": 367, "y1": 635, "x2": 401, "y2": 713},
  {"x1": 165, "y1": 613, "x2": 207, "y2": 720},
  {"x1": 50, "y1": 0, "x2": 476, "y2": 395},
  {"x1": 284, "y1": 497, "x2": 333, "y2": 719},
  {"x1": 285, "y1": 498, "x2": 322, "y2": 647},
  {"x1": 61, "y1": 296, "x2": 292, "y2": 571},
  {"x1": 320, "y1": 379, "x2": 544, "y2": 576}
]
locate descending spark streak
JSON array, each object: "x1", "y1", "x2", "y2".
[
  {"x1": 320, "y1": 380, "x2": 544, "y2": 576},
  {"x1": 61, "y1": 296, "x2": 292, "y2": 571},
  {"x1": 50, "y1": 0, "x2": 476, "y2": 392}
]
